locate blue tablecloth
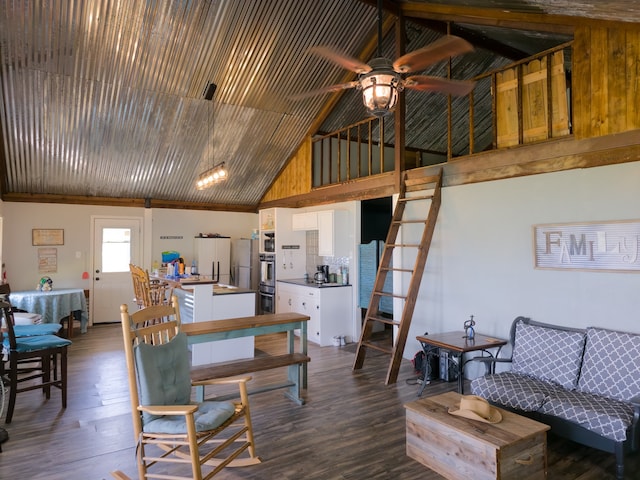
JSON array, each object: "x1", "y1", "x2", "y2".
[{"x1": 9, "y1": 288, "x2": 88, "y2": 333}]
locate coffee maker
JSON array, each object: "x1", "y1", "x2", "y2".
[{"x1": 314, "y1": 265, "x2": 329, "y2": 283}]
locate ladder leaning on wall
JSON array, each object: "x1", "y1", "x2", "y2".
[{"x1": 353, "y1": 168, "x2": 443, "y2": 385}]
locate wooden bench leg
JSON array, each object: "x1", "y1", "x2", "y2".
[{"x1": 284, "y1": 363, "x2": 305, "y2": 405}]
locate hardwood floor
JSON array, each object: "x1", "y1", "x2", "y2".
[{"x1": 0, "y1": 324, "x2": 638, "y2": 479}]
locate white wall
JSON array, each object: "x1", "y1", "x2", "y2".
[
  {"x1": 150, "y1": 209, "x2": 258, "y2": 270},
  {"x1": 405, "y1": 161, "x2": 640, "y2": 377},
  {"x1": 1, "y1": 202, "x2": 258, "y2": 292}
]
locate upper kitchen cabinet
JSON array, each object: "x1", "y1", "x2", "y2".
[
  {"x1": 318, "y1": 210, "x2": 350, "y2": 257},
  {"x1": 292, "y1": 211, "x2": 318, "y2": 231}
]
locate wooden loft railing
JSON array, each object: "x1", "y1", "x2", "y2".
[
  {"x1": 469, "y1": 41, "x2": 574, "y2": 154},
  {"x1": 311, "y1": 116, "x2": 394, "y2": 188},
  {"x1": 311, "y1": 41, "x2": 573, "y2": 189}
]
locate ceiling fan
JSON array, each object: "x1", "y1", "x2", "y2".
[{"x1": 291, "y1": 0, "x2": 476, "y2": 117}]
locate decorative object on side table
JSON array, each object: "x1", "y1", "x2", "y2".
[{"x1": 463, "y1": 315, "x2": 475, "y2": 341}]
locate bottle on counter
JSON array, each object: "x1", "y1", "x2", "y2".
[
  {"x1": 342, "y1": 266, "x2": 349, "y2": 285},
  {"x1": 191, "y1": 260, "x2": 198, "y2": 275}
]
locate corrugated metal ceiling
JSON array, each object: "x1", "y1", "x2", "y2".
[{"x1": 0, "y1": 1, "x2": 637, "y2": 209}]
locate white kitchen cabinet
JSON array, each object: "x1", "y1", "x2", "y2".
[
  {"x1": 259, "y1": 207, "x2": 306, "y2": 277},
  {"x1": 194, "y1": 237, "x2": 231, "y2": 284},
  {"x1": 318, "y1": 209, "x2": 350, "y2": 257},
  {"x1": 292, "y1": 211, "x2": 318, "y2": 231},
  {"x1": 277, "y1": 281, "x2": 352, "y2": 346},
  {"x1": 276, "y1": 282, "x2": 295, "y2": 314}
]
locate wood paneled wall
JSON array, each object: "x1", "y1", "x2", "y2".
[
  {"x1": 573, "y1": 26, "x2": 640, "y2": 138},
  {"x1": 261, "y1": 137, "x2": 312, "y2": 203}
]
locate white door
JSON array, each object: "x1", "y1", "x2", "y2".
[{"x1": 92, "y1": 217, "x2": 142, "y2": 323}]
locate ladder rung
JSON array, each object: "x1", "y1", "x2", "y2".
[
  {"x1": 393, "y1": 219, "x2": 426, "y2": 225},
  {"x1": 365, "y1": 315, "x2": 400, "y2": 327},
  {"x1": 381, "y1": 267, "x2": 413, "y2": 273},
  {"x1": 373, "y1": 291, "x2": 406, "y2": 299},
  {"x1": 362, "y1": 341, "x2": 393, "y2": 355},
  {"x1": 397, "y1": 194, "x2": 433, "y2": 202},
  {"x1": 386, "y1": 243, "x2": 420, "y2": 248}
]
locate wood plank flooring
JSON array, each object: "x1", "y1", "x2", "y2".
[{"x1": 0, "y1": 324, "x2": 638, "y2": 479}]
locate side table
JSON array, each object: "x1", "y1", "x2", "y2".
[{"x1": 416, "y1": 331, "x2": 507, "y2": 395}]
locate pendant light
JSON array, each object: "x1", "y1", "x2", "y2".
[{"x1": 195, "y1": 82, "x2": 228, "y2": 190}]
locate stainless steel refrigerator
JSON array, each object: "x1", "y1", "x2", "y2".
[{"x1": 231, "y1": 238, "x2": 260, "y2": 291}]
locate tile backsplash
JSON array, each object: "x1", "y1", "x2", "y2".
[{"x1": 305, "y1": 230, "x2": 351, "y2": 281}]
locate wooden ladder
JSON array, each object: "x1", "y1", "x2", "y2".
[{"x1": 353, "y1": 169, "x2": 443, "y2": 385}]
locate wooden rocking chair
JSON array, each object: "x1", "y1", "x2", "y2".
[{"x1": 117, "y1": 297, "x2": 260, "y2": 480}]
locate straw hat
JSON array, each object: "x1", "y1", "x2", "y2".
[{"x1": 448, "y1": 395, "x2": 502, "y2": 424}]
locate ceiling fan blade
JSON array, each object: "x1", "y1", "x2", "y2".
[
  {"x1": 405, "y1": 75, "x2": 476, "y2": 96},
  {"x1": 308, "y1": 46, "x2": 372, "y2": 74},
  {"x1": 288, "y1": 81, "x2": 360, "y2": 101},
  {"x1": 393, "y1": 35, "x2": 474, "y2": 74}
]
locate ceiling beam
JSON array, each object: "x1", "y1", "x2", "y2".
[
  {"x1": 407, "y1": 17, "x2": 531, "y2": 61},
  {"x1": 401, "y1": 2, "x2": 575, "y2": 35},
  {"x1": 1, "y1": 193, "x2": 258, "y2": 212}
]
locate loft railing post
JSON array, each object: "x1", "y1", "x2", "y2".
[{"x1": 546, "y1": 52, "x2": 553, "y2": 139}]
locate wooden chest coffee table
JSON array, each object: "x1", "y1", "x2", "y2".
[{"x1": 405, "y1": 391, "x2": 550, "y2": 480}]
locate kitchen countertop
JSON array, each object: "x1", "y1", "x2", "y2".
[
  {"x1": 151, "y1": 275, "x2": 255, "y2": 295},
  {"x1": 278, "y1": 278, "x2": 351, "y2": 288}
]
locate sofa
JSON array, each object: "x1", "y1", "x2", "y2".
[{"x1": 470, "y1": 316, "x2": 640, "y2": 480}]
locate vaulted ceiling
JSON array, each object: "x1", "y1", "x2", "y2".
[{"x1": 0, "y1": 1, "x2": 637, "y2": 211}]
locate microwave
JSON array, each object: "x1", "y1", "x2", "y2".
[{"x1": 263, "y1": 233, "x2": 275, "y2": 252}]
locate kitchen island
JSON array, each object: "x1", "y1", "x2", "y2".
[{"x1": 156, "y1": 276, "x2": 257, "y2": 365}]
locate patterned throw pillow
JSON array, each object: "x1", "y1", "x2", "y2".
[
  {"x1": 578, "y1": 327, "x2": 640, "y2": 402},
  {"x1": 511, "y1": 321, "x2": 586, "y2": 390}
]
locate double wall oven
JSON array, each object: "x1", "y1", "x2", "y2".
[{"x1": 259, "y1": 253, "x2": 276, "y2": 314}]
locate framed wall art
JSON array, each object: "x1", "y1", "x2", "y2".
[
  {"x1": 533, "y1": 219, "x2": 640, "y2": 273},
  {"x1": 32, "y1": 228, "x2": 64, "y2": 246}
]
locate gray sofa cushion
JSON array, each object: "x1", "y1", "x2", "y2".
[
  {"x1": 511, "y1": 321, "x2": 586, "y2": 390},
  {"x1": 539, "y1": 387, "x2": 635, "y2": 442},
  {"x1": 578, "y1": 327, "x2": 640, "y2": 403},
  {"x1": 471, "y1": 371, "x2": 561, "y2": 412}
]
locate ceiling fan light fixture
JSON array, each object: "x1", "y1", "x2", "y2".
[{"x1": 360, "y1": 70, "x2": 402, "y2": 117}]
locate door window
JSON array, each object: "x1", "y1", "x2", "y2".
[{"x1": 101, "y1": 228, "x2": 131, "y2": 273}]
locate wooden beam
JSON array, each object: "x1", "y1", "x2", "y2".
[
  {"x1": 260, "y1": 172, "x2": 396, "y2": 209},
  {"x1": 1, "y1": 193, "x2": 258, "y2": 212},
  {"x1": 401, "y1": 2, "x2": 576, "y2": 35}
]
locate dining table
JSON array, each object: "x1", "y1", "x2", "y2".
[{"x1": 9, "y1": 288, "x2": 89, "y2": 333}]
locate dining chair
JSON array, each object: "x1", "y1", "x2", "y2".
[
  {"x1": 129, "y1": 263, "x2": 172, "y2": 308},
  {"x1": 0, "y1": 301, "x2": 72, "y2": 423},
  {"x1": 119, "y1": 298, "x2": 260, "y2": 479}
]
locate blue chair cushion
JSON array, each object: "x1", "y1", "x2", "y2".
[
  {"x1": 4, "y1": 334, "x2": 72, "y2": 352},
  {"x1": 14, "y1": 323, "x2": 62, "y2": 337},
  {"x1": 143, "y1": 400, "x2": 237, "y2": 434},
  {"x1": 134, "y1": 331, "x2": 236, "y2": 431}
]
